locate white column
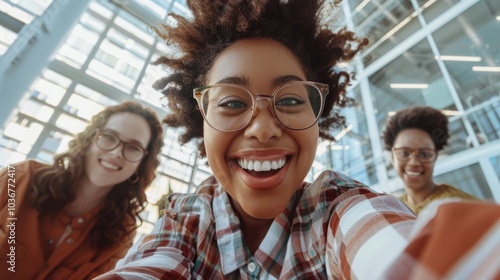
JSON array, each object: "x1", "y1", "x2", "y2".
[
  {"x1": 0, "y1": 0, "x2": 92, "y2": 129},
  {"x1": 342, "y1": 0, "x2": 389, "y2": 190}
]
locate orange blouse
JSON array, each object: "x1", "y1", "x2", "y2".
[{"x1": 0, "y1": 160, "x2": 135, "y2": 279}]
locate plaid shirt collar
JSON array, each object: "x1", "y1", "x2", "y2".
[{"x1": 212, "y1": 183, "x2": 305, "y2": 277}]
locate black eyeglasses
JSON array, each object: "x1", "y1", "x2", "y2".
[
  {"x1": 193, "y1": 81, "x2": 329, "y2": 132},
  {"x1": 95, "y1": 130, "x2": 148, "y2": 162},
  {"x1": 392, "y1": 147, "x2": 437, "y2": 163}
]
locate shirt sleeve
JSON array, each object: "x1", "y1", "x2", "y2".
[
  {"x1": 327, "y1": 190, "x2": 500, "y2": 279},
  {"x1": 0, "y1": 161, "x2": 32, "y2": 245},
  {"x1": 93, "y1": 190, "x2": 217, "y2": 280},
  {"x1": 93, "y1": 215, "x2": 195, "y2": 280},
  {"x1": 77, "y1": 231, "x2": 134, "y2": 279}
]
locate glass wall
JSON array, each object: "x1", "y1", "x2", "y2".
[
  {"x1": 324, "y1": 0, "x2": 500, "y2": 200},
  {"x1": 435, "y1": 163, "x2": 493, "y2": 200},
  {"x1": 0, "y1": 0, "x2": 209, "y2": 243}
]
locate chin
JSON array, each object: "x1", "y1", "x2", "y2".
[{"x1": 245, "y1": 205, "x2": 284, "y2": 220}]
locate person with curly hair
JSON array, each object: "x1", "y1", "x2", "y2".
[
  {"x1": 97, "y1": 1, "x2": 499, "y2": 279},
  {"x1": 382, "y1": 106, "x2": 477, "y2": 215},
  {"x1": 0, "y1": 101, "x2": 164, "y2": 279}
]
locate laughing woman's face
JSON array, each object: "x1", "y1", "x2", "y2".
[
  {"x1": 203, "y1": 38, "x2": 319, "y2": 219},
  {"x1": 84, "y1": 112, "x2": 151, "y2": 191},
  {"x1": 391, "y1": 128, "x2": 437, "y2": 193}
]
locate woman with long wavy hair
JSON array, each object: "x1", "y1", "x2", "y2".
[{"x1": 0, "y1": 101, "x2": 163, "y2": 279}]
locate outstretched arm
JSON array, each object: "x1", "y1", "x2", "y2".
[
  {"x1": 94, "y1": 209, "x2": 198, "y2": 280},
  {"x1": 327, "y1": 191, "x2": 500, "y2": 279}
]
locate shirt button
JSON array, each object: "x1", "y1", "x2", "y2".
[
  {"x1": 77, "y1": 218, "x2": 84, "y2": 224},
  {"x1": 247, "y1": 261, "x2": 257, "y2": 273},
  {"x1": 67, "y1": 238, "x2": 74, "y2": 245},
  {"x1": 48, "y1": 239, "x2": 54, "y2": 245}
]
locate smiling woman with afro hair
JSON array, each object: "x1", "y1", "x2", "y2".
[
  {"x1": 95, "y1": 1, "x2": 500, "y2": 279},
  {"x1": 152, "y1": 0, "x2": 368, "y2": 157},
  {"x1": 382, "y1": 106, "x2": 477, "y2": 215}
]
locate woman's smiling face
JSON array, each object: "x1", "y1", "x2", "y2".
[
  {"x1": 391, "y1": 128, "x2": 437, "y2": 193},
  {"x1": 203, "y1": 38, "x2": 319, "y2": 219},
  {"x1": 83, "y1": 112, "x2": 151, "y2": 190}
]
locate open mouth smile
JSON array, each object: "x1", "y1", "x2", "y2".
[
  {"x1": 404, "y1": 170, "x2": 423, "y2": 179},
  {"x1": 237, "y1": 156, "x2": 287, "y2": 172},
  {"x1": 100, "y1": 159, "x2": 121, "y2": 171}
]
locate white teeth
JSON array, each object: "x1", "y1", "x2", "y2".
[
  {"x1": 406, "y1": 171, "x2": 421, "y2": 176},
  {"x1": 237, "y1": 157, "x2": 286, "y2": 171},
  {"x1": 262, "y1": 161, "x2": 271, "y2": 170},
  {"x1": 101, "y1": 160, "x2": 119, "y2": 170},
  {"x1": 271, "y1": 161, "x2": 278, "y2": 169},
  {"x1": 254, "y1": 161, "x2": 262, "y2": 171}
]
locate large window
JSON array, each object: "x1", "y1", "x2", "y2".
[
  {"x1": 435, "y1": 163, "x2": 493, "y2": 200},
  {"x1": 432, "y1": 0, "x2": 500, "y2": 143},
  {"x1": 0, "y1": 0, "x2": 210, "y2": 243},
  {"x1": 315, "y1": 86, "x2": 377, "y2": 186},
  {"x1": 340, "y1": 0, "x2": 500, "y2": 195},
  {"x1": 349, "y1": 0, "x2": 422, "y2": 65}
]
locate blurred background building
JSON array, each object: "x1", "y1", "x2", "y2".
[{"x1": 1, "y1": 0, "x2": 499, "y2": 244}]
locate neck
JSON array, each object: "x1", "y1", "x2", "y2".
[
  {"x1": 232, "y1": 199, "x2": 273, "y2": 255},
  {"x1": 407, "y1": 182, "x2": 437, "y2": 205},
  {"x1": 64, "y1": 179, "x2": 111, "y2": 217}
]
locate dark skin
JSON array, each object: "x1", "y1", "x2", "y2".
[{"x1": 231, "y1": 199, "x2": 273, "y2": 254}]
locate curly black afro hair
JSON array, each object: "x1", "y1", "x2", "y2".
[
  {"x1": 152, "y1": 0, "x2": 368, "y2": 157},
  {"x1": 382, "y1": 106, "x2": 450, "y2": 151}
]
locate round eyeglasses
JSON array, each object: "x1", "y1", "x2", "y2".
[
  {"x1": 193, "y1": 81, "x2": 329, "y2": 132},
  {"x1": 95, "y1": 130, "x2": 148, "y2": 162},
  {"x1": 392, "y1": 147, "x2": 437, "y2": 163}
]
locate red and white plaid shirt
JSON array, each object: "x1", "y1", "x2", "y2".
[{"x1": 96, "y1": 171, "x2": 500, "y2": 279}]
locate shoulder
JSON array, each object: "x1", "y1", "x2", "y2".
[
  {"x1": 438, "y1": 183, "x2": 463, "y2": 191},
  {"x1": 166, "y1": 192, "x2": 213, "y2": 215},
  {"x1": 1, "y1": 160, "x2": 49, "y2": 187},
  {"x1": 399, "y1": 193, "x2": 409, "y2": 202},
  {"x1": 0, "y1": 161, "x2": 49, "y2": 219},
  {"x1": 310, "y1": 170, "x2": 370, "y2": 195},
  {"x1": 301, "y1": 170, "x2": 375, "y2": 214},
  {"x1": 165, "y1": 176, "x2": 217, "y2": 219},
  {"x1": 152, "y1": 178, "x2": 217, "y2": 248},
  {"x1": 6, "y1": 159, "x2": 49, "y2": 175},
  {"x1": 437, "y1": 184, "x2": 477, "y2": 199}
]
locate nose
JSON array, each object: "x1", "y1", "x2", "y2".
[
  {"x1": 108, "y1": 143, "x2": 124, "y2": 158},
  {"x1": 406, "y1": 152, "x2": 421, "y2": 164},
  {"x1": 243, "y1": 99, "x2": 282, "y2": 142}
]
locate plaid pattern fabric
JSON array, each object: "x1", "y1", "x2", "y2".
[{"x1": 96, "y1": 171, "x2": 500, "y2": 280}]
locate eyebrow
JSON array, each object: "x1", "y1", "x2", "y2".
[
  {"x1": 214, "y1": 75, "x2": 304, "y2": 88},
  {"x1": 102, "y1": 128, "x2": 147, "y2": 148},
  {"x1": 214, "y1": 76, "x2": 247, "y2": 86}
]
